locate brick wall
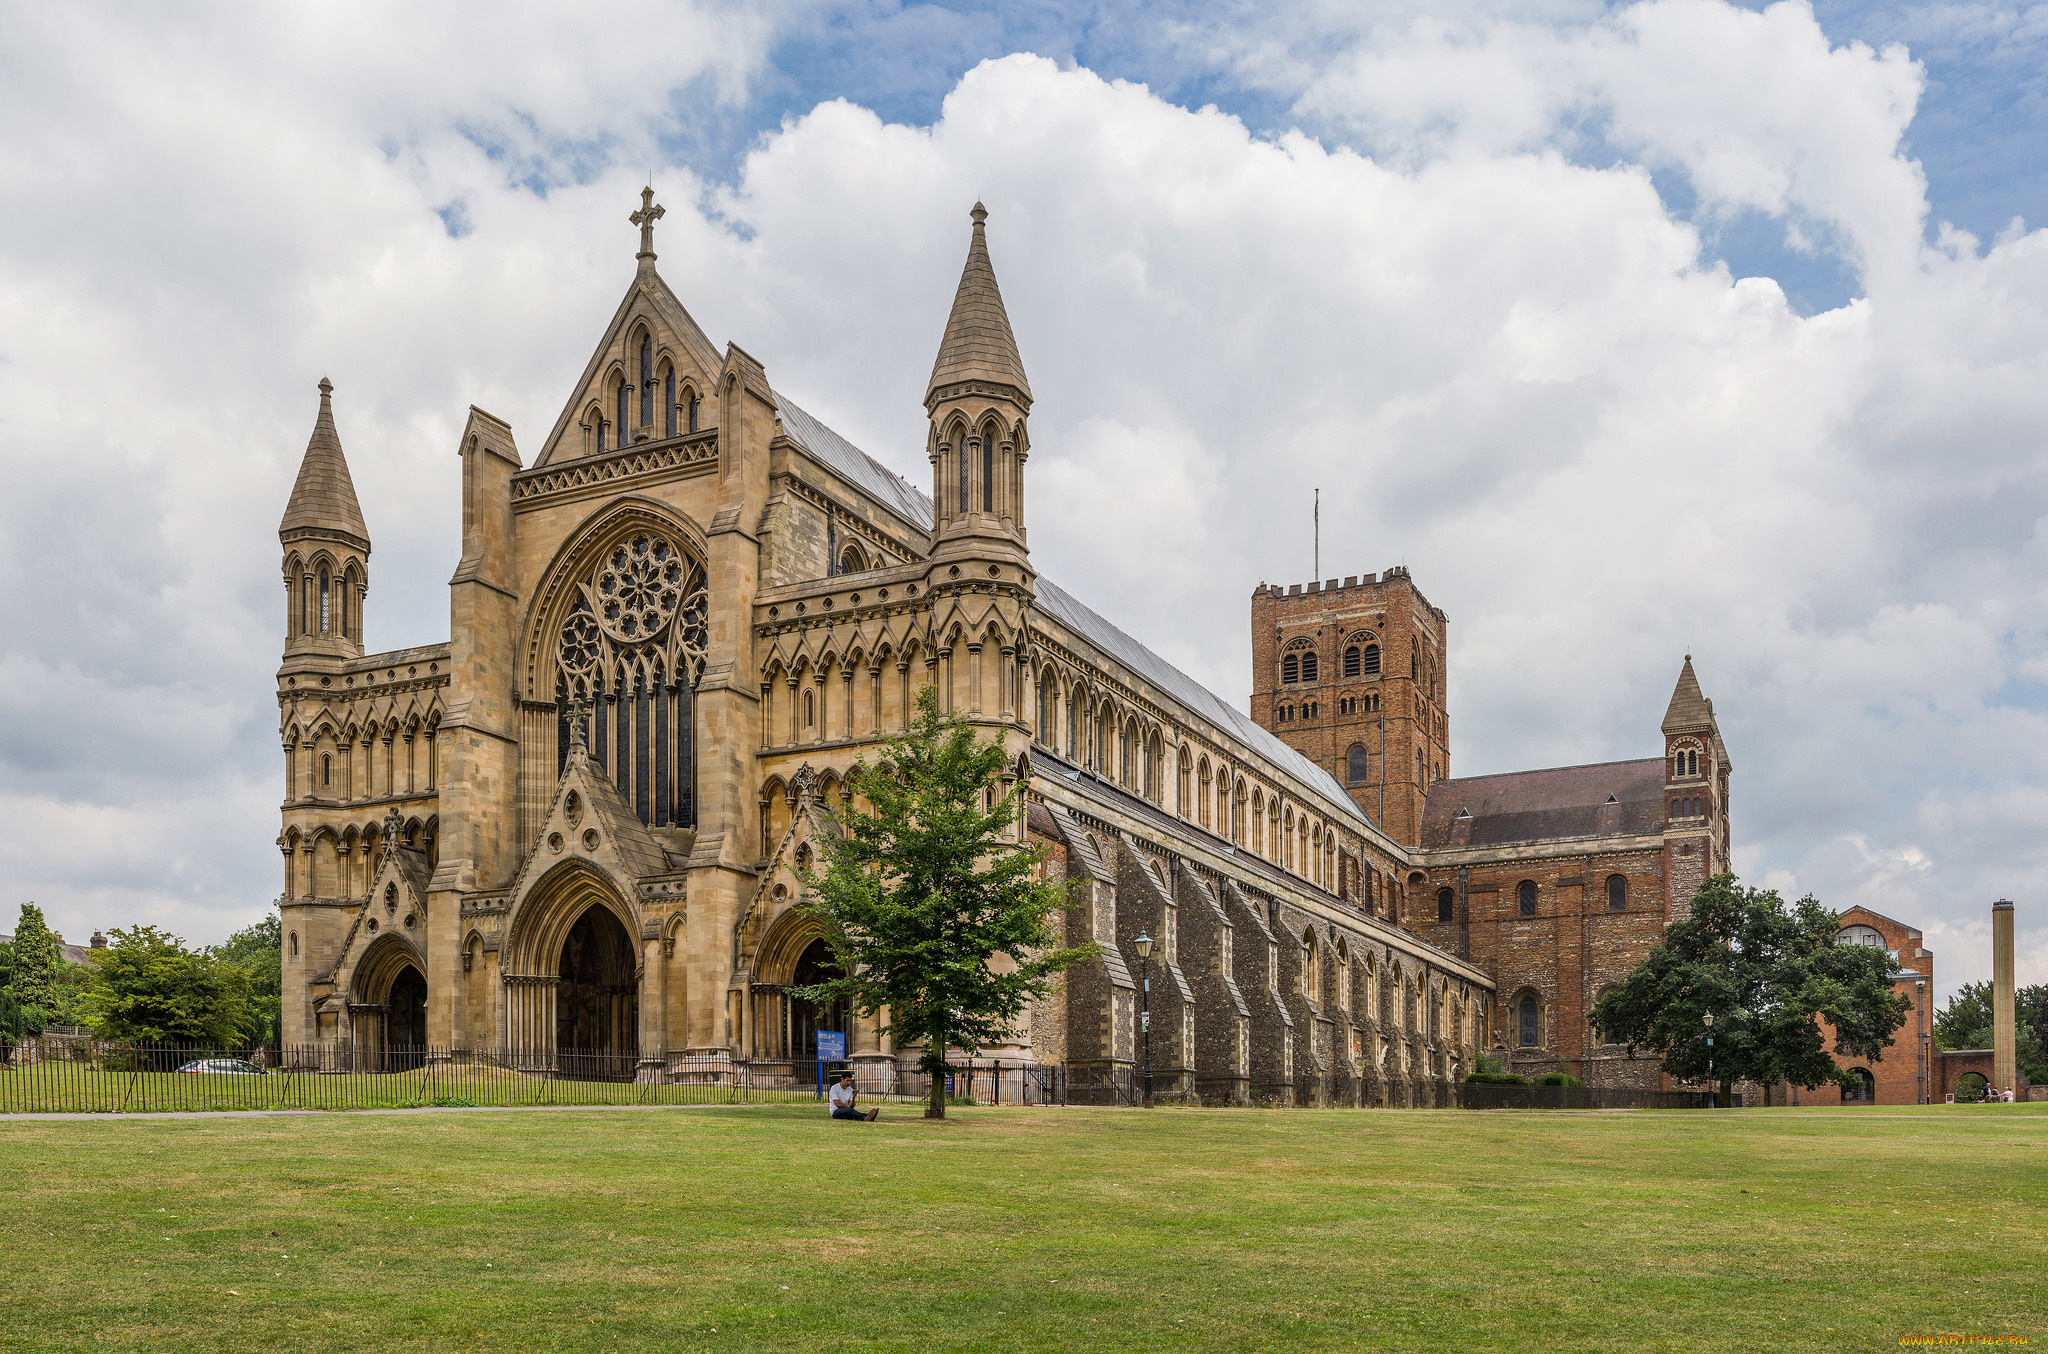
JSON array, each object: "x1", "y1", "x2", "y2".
[
  {"x1": 1423, "y1": 847, "x2": 1670, "y2": 1087},
  {"x1": 1250, "y1": 568, "x2": 1448, "y2": 848}
]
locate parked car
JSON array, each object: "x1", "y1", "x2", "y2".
[{"x1": 173, "y1": 1058, "x2": 268, "y2": 1075}]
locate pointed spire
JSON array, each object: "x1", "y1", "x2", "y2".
[
  {"x1": 280, "y1": 377, "x2": 369, "y2": 548},
  {"x1": 1661, "y1": 654, "x2": 1712, "y2": 733},
  {"x1": 926, "y1": 202, "x2": 1031, "y2": 409}
]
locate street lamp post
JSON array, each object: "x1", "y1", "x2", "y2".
[
  {"x1": 1704, "y1": 1011, "x2": 1715, "y2": 1109},
  {"x1": 1134, "y1": 929, "x2": 1155, "y2": 1109}
]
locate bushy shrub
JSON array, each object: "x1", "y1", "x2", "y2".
[{"x1": 1534, "y1": 1071, "x2": 1585, "y2": 1087}]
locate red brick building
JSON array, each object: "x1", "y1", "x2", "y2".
[
  {"x1": 1252, "y1": 571, "x2": 1732, "y2": 1086},
  {"x1": 1769, "y1": 906, "x2": 1937, "y2": 1105}
]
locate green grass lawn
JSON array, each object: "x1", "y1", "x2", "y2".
[{"x1": 2, "y1": 1103, "x2": 2041, "y2": 1352}]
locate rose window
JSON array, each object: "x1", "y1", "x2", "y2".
[{"x1": 596, "y1": 534, "x2": 687, "y2": 642}]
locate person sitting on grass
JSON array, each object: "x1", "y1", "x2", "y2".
[{"x1": 829, "y1": 1071, "x2": 878, "y2": 1121}]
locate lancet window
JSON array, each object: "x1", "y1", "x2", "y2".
[
  {"x1": 554, "y1": 531, "x2": 710, "y2": 829},
  {"x1": 638, "y1": 333, "x2": 654, "y2": 428}
]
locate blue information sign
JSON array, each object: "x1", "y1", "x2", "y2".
[{"x1": 816, "y1": 1030, "x2": 846, "y2": 1062}]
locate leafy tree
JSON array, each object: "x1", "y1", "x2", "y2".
[
  {"x1": 84, "y1": 926, "x2": 257, "y2": 1047},
  {"x1": 209, "y1": 900, "x2": 284, "y2": 1046},
  {"x1": 1935, "y1": 981, "x2": 2048, "y2": 1083},
  {"x1": 1591, "y1": 875, "x2": 1911, "y2": 1102},
  {"x1": 0, "y1": 941, "x2": 48, "y2": 1049},
  {"x1": 793, "y1": 685, "x2": 1098, "y2": 1119},
  {"x1": 7, "y1": 903, "x2": 64, "y2": 1017}
]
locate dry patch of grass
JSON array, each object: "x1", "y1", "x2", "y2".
[{"x1": 1, "y1": 1104, "x2": 2042, "y2": 1352}]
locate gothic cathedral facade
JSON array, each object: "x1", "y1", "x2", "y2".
[{"x1": 276, "y1": 195, "x2": 1727, "y2": 1102}]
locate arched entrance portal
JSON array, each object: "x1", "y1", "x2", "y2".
[
  {"x1": 790, "y1": 939, "x2": 850, "y2": 1064},
  {"x1": 557, "y1": 904, "x2": 639, "y2": 1079},
  {"x1": 502, "y1": 861, "x2": 643, "y2": 1074},
  {"x1": 386, "y1": 966, "x2": 428, "y2": 1066}
]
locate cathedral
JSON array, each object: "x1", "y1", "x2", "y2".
[{"x1": 276, "y1": 193, "x2": 1731, "y2": 1103}]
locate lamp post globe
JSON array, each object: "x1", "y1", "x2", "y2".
[{"x1": 1134, "y1": 929, "x2": 1155, "y2": 1108}]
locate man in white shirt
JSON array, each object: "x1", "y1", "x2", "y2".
[{"x1": 829, "y1": 1072, "x2": 877, "y2": 1121}]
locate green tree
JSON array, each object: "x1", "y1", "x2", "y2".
[
  {"x1": 7, "y1": 903, "x2": 64, "y2": 1018},
  {"x1": 0, "y1": 940, "x2": 48, "y2": 1048},
  {"x1": 84, "y1": 926, "x2": 257, "y2": 1047},
  {"x1": 793, "y1": 685, "x2": 1098, "y2": 1119},
  {"x1": 1935, "y1": 981, "x2": 2048, "y2": 1082},
  {"x1": 1591, "y1": 875, "x2": 1911, "y2": 1102},
  {"x1": 209, "y1": 900, "x2": 284, "y2": 1047}
]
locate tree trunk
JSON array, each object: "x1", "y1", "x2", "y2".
[{"x1": 927, "y1": 1045, "x2": 946, "y2": 1119}]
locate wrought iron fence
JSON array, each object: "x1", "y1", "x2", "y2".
[
  {"x1": 1460, "y1": 1082, "x2": 1731, "y2": 1110},
  {"x1": 0, "y1": 1041, "x2": 908, "y2": 1116},
  {"x1": 0, "y1": 1036, "x2": 1737, "y2": 1115}
]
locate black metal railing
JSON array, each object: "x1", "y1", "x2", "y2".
[
  {"x1": 0, "y1": 1041, "x2": 898, "y2": 1115},
  {"x1": 0, "y1": 1037, "x2": 1737, "y2": 1115}
]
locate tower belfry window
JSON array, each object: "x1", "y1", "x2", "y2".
[
  {"x1": 664, "y1": 369, "x2": 675, "y2": 437},
  {"x1": 960, "y1": 440, "x2": 974, "y2": 514},
  {"x1": 982, "y1": 435, "x2": 994, "y2": 512},
  {"x1": 1302, "y1": 652, "x2": 1318, "y2": 683},
  {"x1": 318, "y1": 569, "x2": 331, "y2": 634},
  {"x1": 1283, "y1": 653, "x2": 1299, "y2": 684},
  {"x1": 617, "y1": 380, "x2": 631, "y2": 444}
]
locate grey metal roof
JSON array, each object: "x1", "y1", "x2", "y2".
[
  {"x1": 773, "y1": 392, "x2": 933, "y2": 533},
  {"x1": 1033, "y1": 577, "x2": 1378, "y2": 835},
  {"x1": 769, "y1": 393, "x2": 1381, "y2": 839}
]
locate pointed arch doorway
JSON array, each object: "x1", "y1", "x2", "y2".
[{"x1": 556, "y1": 904, "x2": 639, "y2": 1080}]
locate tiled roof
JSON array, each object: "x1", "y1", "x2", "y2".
[
  {"x1": 280, "y1": 379, "x2": 368, "y2": 544},
  {"x1": 0, "y1": 933, "x2": 96, "y2": 966},
  {"x1": 1420, "y1": 758, "x2": 1667, "y2": 850},
  {"x1": 926, "y1": 204, "x2": 1031, "y2": 405},
  {"x1": 1662, "y1": 655, "x2": 1712, "y2": 733}
]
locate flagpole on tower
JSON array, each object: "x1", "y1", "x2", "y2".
[{"x1": 1314, "y1": 488, "x2": 1320, "y2": 580}]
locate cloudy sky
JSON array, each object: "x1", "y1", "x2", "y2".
[{"x1": 2, "y1": 0, "x2": 2043, "y2": 1003}]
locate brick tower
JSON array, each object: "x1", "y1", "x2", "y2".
[
  {"x1": 1659, "y1": 655, "x2": 1730, "y2": 919},
  {"x1": 1250, "y1": 567, "x2": 1449, "y2": 847}
]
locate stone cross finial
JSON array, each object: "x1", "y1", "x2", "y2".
[
  {"x1": 631, "y1": 186, "x2": 665, "y2": 259},
  {"x1": 563, "y1": 698, "x2": 594, "y2": 750}
]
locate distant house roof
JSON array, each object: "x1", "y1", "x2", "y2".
[
  {"x1": 1421, "y1": 758, "x2": 1667, "y2": 850},
  {"x1": 0, "y1": 933, "x2": 99, "y2": 965}
]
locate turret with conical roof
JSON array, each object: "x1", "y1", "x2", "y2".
[
  {"x1": 1661, "y1": 655, "x2": 1731, "y2": 917},
  {"x1": 279, "y1": 378, "x2": 370, "y2": 657},
  {"x1": 919, "y1": 204, "x2": 1036, "y2": 746},
  {"x1": 926, "y1": 203, "x2": 1032, "y2": 543}
]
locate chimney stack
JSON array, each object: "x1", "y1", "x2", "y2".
[{"x1": 1993, "y1": 900, "x2": 2016, "y2": 1098}]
